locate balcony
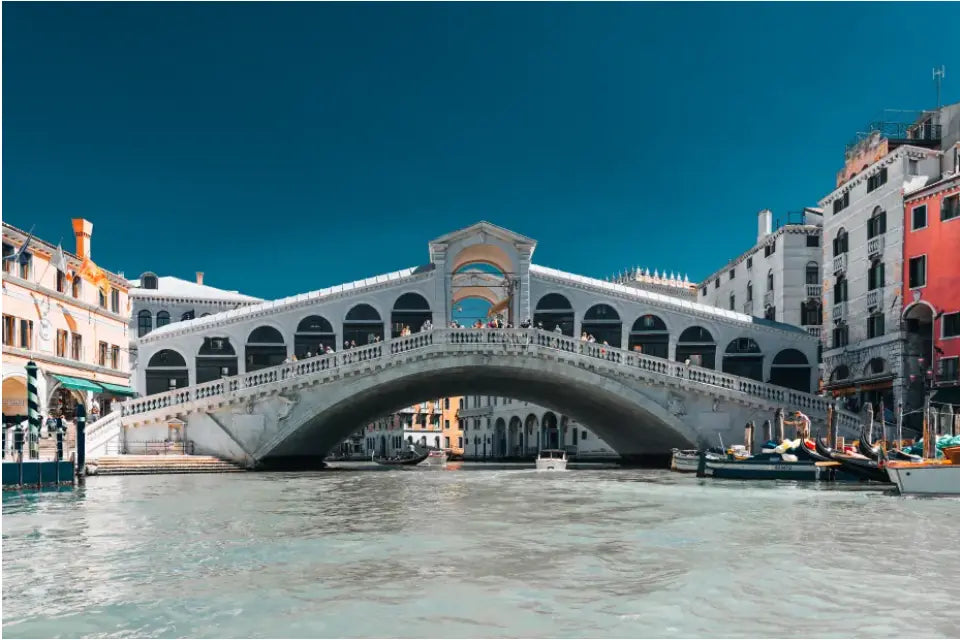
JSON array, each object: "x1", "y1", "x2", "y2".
[
  {"x1": 832, "y1": 253, "x2": 847, "y2": 275},
  {"x1": 806, "y1": 327, "x2": 821, "y2": 338},
  {"x1": 833, "y1": 301, "x2": 848, "y2": 324},
  {"x1": 763, "y1": 290, "x2": 774, "y2": 308},
  {"x1": 867, "y1": 288, "x2": 883, "y2": 310},
  {"x1": 806, "y1": 284, "x2": 822, "y2": 299},
  {"x1": 867, "y1": 235, "x2": 885, "y2": 258},
  {"x1": 742, "y1": 300, "x2": 754, "y2": 315}
]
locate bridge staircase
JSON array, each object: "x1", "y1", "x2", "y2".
[{"x1": 89, "y1": 454, "x2": 245, "y2": 476}]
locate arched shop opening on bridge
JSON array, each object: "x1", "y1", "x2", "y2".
[
  {"x1": 145, "y1": 349, "x2": 189, "y2": 395},
  {"x1": 451, "y1": 262, "x2": 511, "y2": 326},
  {"x1": 534, "y1": 293, "x2": 574, "y2": 335},
  {"x1": 245, "y1": 326, "x2": 286, "y2": 372},
  {"x1": 628, "y1": 314, "x2": 668, "y2": 358},
  {"x1": 295, "y1": 315, "x2": 336, "y2": 357},
  {"x1": 391, "y1": 293, "x2": 432, "y2": 337},
  {"x1": 675, "y1": 326, "x2": 716, "y2": 368},
  {"x1": 196, "y1": 337, "x2": 238, "y2": 384},
  {"x1": 581, "y1": 304, "x2": 622, "y2": 347},
  {"x1": 768, "y1": 348, "x2": 811, "y2": 393},
  {"x1": 343, "y1": 304, "x2": 384, "y2": 346},
  {"x1": 723, "y1": 337, "x2": 763, "y2": 382}
]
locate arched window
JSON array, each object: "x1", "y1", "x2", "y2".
[
  {"x1": 865, "y1": 357, "x2": 887, "y2": 376},
  {"x1": 140, "y1": 272, "x2": 158, "y2": 290},
  {"x1": 156, "y1": 311, "x2": 170, "y2": 328},
  {"x1": 391, "y1": 293, "x2": 432, "y2": 337},
  {"x1": 628, "y1": 314, "x2": 668, "y2": 358},
  {"x1": 137, "y1": 310, "x2": 152, "y2": 337},
  {"x1": 181, "y1": 311, "x2": 196, "y2": 321},
  {"x1": 72, "y1": 276, "x2": 82, "y2": 299},
  {"x1": 245, "y1": 326, "x2": 286, "y2": 372},
  {"x1": 867, "y1": 207, "x2": 886, "y2": 239},
  {"x1": 533, "y1": 294, "x2": 573, "y2": 335},
  {"x1": 295, "y1": 315, "x2": 336, "y2": 357},
  {"x1": 344, "y1": 304, "x2": 383, "y2": 346},
  {"x1": 746, "y1": 281, "x2": 753, "y2": 301},
  {"x1": 144, "y1": 349, "x2": 188, "y2": 395},
  {"x1": 769, "y1": 348, "x2": 811, "y2": 392},
  {"x1": 833, "y1": 228, "x2": 849, "y2": 256},
  {"x1": 766, "y1": 269, "x2": 774, "y2": 292},
  {"x1": 675, "y1": 326, "x2": 716, "y2": 369},
  {"x1": 805, "y1": 262, "x2": 819, "y2": 285},
  {"x1": 196, "y1": 337, "x2": 238, "y2": 383},
  {"x1": 581, "y1": 304, "x2": 622, "y2": 347},
  {"x1": 830, "y1": 364, "x2": 850, "y2": 382},
  {"x1": 723, "y1": 338, "x2": 763, "y2": 381}
]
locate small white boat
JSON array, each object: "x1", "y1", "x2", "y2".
[
  {"x1": 536, "y1": 449, "x2": 567, "y2": 471},
  {"x1": 670, "y1": 448, "x2": 724, "y2": 472},
  {"x1": 886, "y1": 446, "x2": 960, "y2": 496},
  {"x1": 423, "y1": 449, "x2": 448, "y2": 467}
]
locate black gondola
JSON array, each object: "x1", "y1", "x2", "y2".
[
  {"x1": 802, "y1": 432, "x2": 833, "y2": 463},
  {"x1": 373, "y1": 449, "x2": 430, "y2": 467},
  {"x1": 857, "y1": 429, "x2": 881, "y2": 460}
]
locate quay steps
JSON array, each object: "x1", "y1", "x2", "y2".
[{"x1": 89, "y1": 455, "x2": 245, "y2": 476}]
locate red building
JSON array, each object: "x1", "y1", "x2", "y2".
[{"x1": 902, "y1": 173, "x2": 960, "y2": 412}]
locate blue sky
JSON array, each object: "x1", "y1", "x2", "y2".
[{"x1": 3, "y1": 2, "x2": 958, "y2": 300}]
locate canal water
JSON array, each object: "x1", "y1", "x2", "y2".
[{"x1": 3, "y1": 464, "x2": 959, "y2": 638}]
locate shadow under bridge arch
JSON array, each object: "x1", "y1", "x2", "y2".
[{"x1": 253, "y1": 354, "x2": 700, "y2": 468}]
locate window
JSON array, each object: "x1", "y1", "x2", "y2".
[
  {"x1": 71, "y1": 333, "x2": 82, "y2": 360},
  {"x1": 156, "y1": 311, "x2": 170, "y2": 328},
  {"x1": 766, "y1": 270, "x2": 774, "y2": 292},
  {"x1": 98, "y1": 341, "x2": 108, "y2": 366},
  {"x1": 834, "y1": 276, "x2": 848, "y2": 303},
  {"x1": 56, "y1": 270, "x2": 67, "y2": 293},
  {"x1": 72, "y1": 277, "x2": 82, "y2": 299},
  {"x1": 866, "y1": 167, "x2": 888, "y2": 192},
  {"x1": 111, "y1": 289, "x2": 120, "y2": 313},
  {"x1": 746, "y1": 256, "x2": 753, "y2": 269},
  {"x1": 833, "y1": 230, "x2": 848, "y2": 256},
  {"x1": 800, "y1": 301, "x2": 822, "y2": 326},
  {"x1": 805, "y1": 262, "x2": 819, "y2": 285},
  {"x1": 98, "y1": 289, "x2": 107, "y2": 308},
  {"x1": 2, "y1": 315, "x2": 15, "y2": 346},
  {"x1": 56, "y1": 329, "x2": 68, "y2": 357},
  {"x1": 867, "y1": 260, "x2": 885, "y2": 290},
  {"x1": 729, "y1": 269, "x2": 735, "y2": 281},
  {"x1": 729, "y1": 294, "x2": 735, "y2": 311},
  {"x1": 912, "y1": 205, "x2": 928, "y2": 230},
  {"x1": 458, "y1": 398, "x2": 463, "y2": 409},
  {"x1": 700, "y1": 286, "x2": 707, "y2": 297},
  {"x1": 2, "y1": 244, "x2": 14, "y2": 274},
  {"x1": 142, "y1": 274, "x2": 158, "y2": 289},
  {"x1": 908, "y1": 159, "x2": 918, "y2": 176},
  {"x1": 746, "y1": 282, "x2": 753, "y2": 301},
  {"x1": 581, "y1": 430, "x2": 588, "y2": 440},
  {"x1": 806, "y1": 235, "x2": 819, "y2": 247},
  {"x1": 444, "y1": 420, "x2": 449, "y2": 430},
  {"x1": 943, "y1": 194, "x2": 960, "y2": 221},
  {"x1": 941, "y1": 357, "x2": 959, "y2": 382},
  {"x1": 19, "y1": 253, "x2": 31, "y2": 280},
  {"x1": 867, "y1": 209, "x2": 886, "y2": 238},
  {"x1": 764, "y1": 306, "x2": 776, "y2": 321},
  {"x1": 458, "y1": 437, "x2": 463, "y2": 449},
  {"x1": 111, "y1": 345, "x2": 120, "y2": 369},
  {"x1": 943, "y1": 312, "x2": 960, "y2": 338},
  {"x1": 764, "y1": 240, "x2": 776, "y2": 257},
  {"x1": 137, "y1": 310, "x2": 153, "y2": 337},
  {"x1": 444, "y1": 398, "x2": 450, "y2": 410},
  {"x1": 833, "y1": 191, "x2": 850, "y2": 214},
  {"x1": 714, "y1": 277, "x2": 720, "y2": 289},
  {"x1": 19, "y1": 319, "x2": 33, "y2": 349},
  {"x1": 908, "y1": 256, "x2": 927, "y2": 288},
  {"x1": 832, "y1": 325, "x2": 849, "y2": 349},
  {"x1": 867, "y1": 313, "x2": 885, "y2": 339}
]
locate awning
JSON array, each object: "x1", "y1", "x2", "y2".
[
  {"x1": 932, "y1": 386, "x2": 960, "y2": 405},
  {"x1": 52, "y1": 375, "x2": 104, "y2": 393},
  {"x1": 98, "y1": 382, "x2": 137, "y2": 397}
]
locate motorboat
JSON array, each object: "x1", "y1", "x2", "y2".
[
  {"x1": 671, "y1": 448, "x2": 722, "y2": 472},
  {"x1": 536, "y1": 449, "x2": 568, "y2": 471},
  {"x1": 886, "y1": 445, "x2": 960, "y2": 496},
  {"x1": 423, "y1": 449, "x2": 448, "y2": 467},
  {"x1": 701, "y1": 450, "x2": 821, "y2": 481}
]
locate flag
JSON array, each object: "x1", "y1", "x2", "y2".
[
  {"x1": 77, "y1": 256, "x2": 111, "y2": 293},
  {"x1": 3, "y1": 227, "x2": 34, "y2": 264},
  {"x1": 52, "y1": 243, "x2": 68, "y2": 273}
]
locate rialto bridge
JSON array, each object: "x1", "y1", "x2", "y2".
[{"x1": 88, "y1": 223, "x2": 859, "y2": 466}]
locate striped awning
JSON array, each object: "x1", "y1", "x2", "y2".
[{"x1": 51, "y1": 374, "x2": 103, "y2": 393}]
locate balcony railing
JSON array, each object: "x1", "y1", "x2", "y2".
[
  {"x1": 806, "y1": 327, "x2": 821, "y2": 338},
  {"x1": 832, "y1": 254, "x2": 847, "y2": 275},
  {"x1": 833, "y1": 301, "x2": 848, "y2": 324},
  {"x1": 763, "y1": 290, "x2": 774, "y2": 308},
  {"x1": 867, "y1": 288, "x2": 883, "y2": 310},
  {"x1": 867, "y1": 235, "x2": 885, "y2": 258},
  {"x1": 742, "y1": 300, "x2": 754, "y2": 315},
  {"x1": 806, "y1": 284, "x2": 822, "y2": 299}
]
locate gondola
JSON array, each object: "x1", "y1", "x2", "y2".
[
  {"x1": 857, "y1": 429, "x2": 881, "y2": 460},
  {"x1": 800, "y1": 433, "x2": 833, "y2": 463},
  {"x1": 372, "y1": 449, "x2": 430, "y2": 467},
  {"x1": 812, "y1": 432, "x2": 888, "y2": 482}
]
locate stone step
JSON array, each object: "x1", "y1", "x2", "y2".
[
  {"x1": 89, "y1": 454, "x2": 244, "y2": 475},
  {"x1": 93, "y1": 467, "x2": 245, "y2": 476}
]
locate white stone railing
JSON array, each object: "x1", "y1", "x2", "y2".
[
  {"x1": 121, "y1": 329, "x2": 859, "y2": 433},
  {"x1": 833, "y1": 301, "x2": 848, "y2": 323},
  {"x1": 86, "y1": 410, "x2": 123, "y2": 459},
  {"x1": 806, "y1": 284, "x2": 822, "y2": 299},
  {"x1": 867, "y1": 234, "x2": 885, "y2": 257},
  {"x1": 805, "y1": 327, "x2": 821, "y2": 338},
  {"x1": 832, "y1": 253, "x2": 847, "y2": 274},
  {"x1": 866, "y1": 288, "x2": 883, "y2": 310}
]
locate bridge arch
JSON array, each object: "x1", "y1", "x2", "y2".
[
  {"x1": 675, "y1": 325, "x2": 716, "y2": 368},
  {"x1": 295, "y1": 315, "x2": 336, "y2": 358},
  {"x1": 508, "y1": 415, "x2": 523, "y2": 456},
  {"x1": 533, "y1": 293, "x2": 574, "y2": 335},
  {"x1": 581, "y1": 303, "x2": 622, "y2": 347},
  {"x1": 628, "y1": 314, "x2": 669, "y2": 358},
  {"x1": 450, "y1": 244, "x2": 514, "y2": 276},
  {"x1": 525, "y1": 413, "x2": 540, "y2": 451},
  {"x1": 145, "y1": 349, "x2": 189, "y2": 395},
  {"x1": 769, "y1": 348, "x2": 811, "y2": 393},
  {"x1": 391, "y1": 292, "x2": 432, "y2": 337},
  {"x1": 245, "y1": 325, "x2": 286, "y2": 372},
  {"x1": 196, "y1": 337, "x2": 238, "y2": 384},
  {"x1": 723, "y1": 337, "x2": 763, "y2": 382},
  {"x1": 343, "y1": 303, "x2": 384, "y2": 346}
]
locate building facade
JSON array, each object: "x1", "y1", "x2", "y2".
[
  {"x1": 2, "y1": 219, "x2": 133, "y2": 434},
  {"x1": 818, "y1": 104, "x2": 960, "y2": 419},
  {"x1": 902, "y1": 173, "x2": 960, "y2": 416}
]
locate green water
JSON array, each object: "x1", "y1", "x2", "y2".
[{"x1": 3, "y1": 465, "x2": 959, "y2": 638}]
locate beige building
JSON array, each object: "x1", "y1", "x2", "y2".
[{"x1": 2, "y1": 219, "x2": 133, "y2": 432}]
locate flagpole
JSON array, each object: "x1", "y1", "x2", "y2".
[{"x1": 36, "y1": 237, "x2": 65, "y2": 287}]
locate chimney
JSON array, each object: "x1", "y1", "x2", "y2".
[
  {"x1": 71, "y1": 218, "x2": 93, "y2": 259},
  {"x1": 757, "y1": 209, "x2": 772, "y2": 242},
  {"x1": 196, "y1": 271, "x2": 204, "y2": 285}
]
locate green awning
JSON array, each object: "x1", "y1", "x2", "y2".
[
  {"x1": 52, "y1": 375, "x2": 104, "y2": 393},
  {"x1": 98, "y1": 382, "x2": 137, "y2": 397}
]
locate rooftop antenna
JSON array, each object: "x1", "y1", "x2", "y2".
[{"x1": 934, "y1": 65, "x2": 946, "y2": 110}]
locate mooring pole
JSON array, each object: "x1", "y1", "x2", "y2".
[
  {"x1": 76, "y1": 403, "x2": 87, "y2": 478},
  {"x1": 775, "y1": 408, "x2": 784, "y2": 442},
  {"x1": 826, "y1": 404, "x2": 835, "y2": 450},
  {"x1": 26, "y1": 361, "x2": 41, "y2": 460},
  {"x1": 744, "y1": 421, "x2": 754, "y2": 454}
]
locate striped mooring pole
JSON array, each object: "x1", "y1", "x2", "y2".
[{"x1": 26, "y1": 361, "x2": 40, "y2": 460}]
